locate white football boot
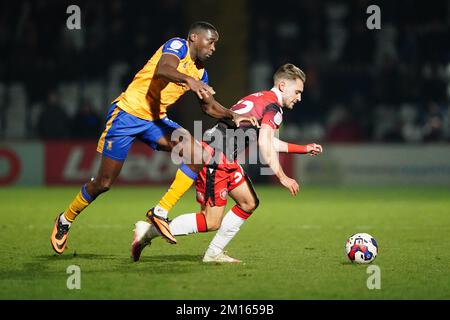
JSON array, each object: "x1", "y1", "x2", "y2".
[
  {"x1": 131, "y1": 221, "x2": 159, "y2": 262},
  {"x1": 202, "y1": 248, "x2": 242, "y2": 263}
]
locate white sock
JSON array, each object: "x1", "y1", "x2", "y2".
[
  {"x1": 60, "y1": 214, "x2": 72, "y2": 227},
  {"x1": 154, "y1": 205, "x2": 168, "y2": 219},
  {"x1": 169, "y1": 213, "x2": 199, "y2": 236},
  {"x1": 207, "y1": 209, "x2": 245, "y2": 255}
]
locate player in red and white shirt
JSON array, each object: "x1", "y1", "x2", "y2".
[{"x1": 131, "y1": 64, "x2": 323, "y2": 262}]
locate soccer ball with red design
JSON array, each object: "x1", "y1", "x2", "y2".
[{"x1": 345, "y1": 233, "x2": 378, "y2": 264}]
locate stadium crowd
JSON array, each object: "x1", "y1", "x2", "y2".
[{"x1": 1, "y1": 0, "x2": 449, "y2": 143}]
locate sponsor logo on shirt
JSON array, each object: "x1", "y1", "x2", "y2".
[
  {"x1": 274, "y1": 112, "x2": 282, "y2": 126},
  {"x1": 170, "y1": 40, "x2": 183, "y2": 50}
]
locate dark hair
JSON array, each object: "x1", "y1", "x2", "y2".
[
  {"x1": 188, "y1": 21, "x2": 218, "y2": 37},
  {"x1": 273, "y1": 63, "x2": 306, "y2": 84}
]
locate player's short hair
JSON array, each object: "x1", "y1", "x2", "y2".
[
  {"x1": 188, "y1": 21, "x2": 218, "y2": 37},
  {"x1": 273, "y1": 63, "x2": 306, "y2": 84}
]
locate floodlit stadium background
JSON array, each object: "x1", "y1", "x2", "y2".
[
  {"x1": 1, "y1": 0, "x2": 450, "y2": 301},
  {"x1": 1, "y1": 0, "x2": 450, "y2": 186}
]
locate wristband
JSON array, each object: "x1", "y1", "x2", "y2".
[{"x1": 287, "y1": 143, "x2": 308, "y2": 154}]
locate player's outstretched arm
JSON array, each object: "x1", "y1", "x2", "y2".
[
  {"x1": 156, "y1": 54, "x2": 215, "y2": 99},
  {"x1": 157, "y1": 54, "x2": 257, "y2": 127},
  {"x1": 198, "y1": 90, "x2": 259, "y2": 127},
  {"x1": 258, "y1": 124, "x2": 299, "y2": 196},
  {"x1": 273, "y1": 136, "x2": 323, "y2": 156}
]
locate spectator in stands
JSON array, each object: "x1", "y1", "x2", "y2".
[
  {"x1": 423, "y1": 101, "x2": 445, "y2": 142},
  {"x1": 71, "y1": 100, "x2": 102, "y2": 139},
  {"x1": 36, "y1": 90, "x2": 70, "y2": 140},
  {"x1": 2, "y1": 0, "x2": 450, "y2": 143},
  {"x1": 325, "y1": 105, "x2": 364, "y2": 143}
]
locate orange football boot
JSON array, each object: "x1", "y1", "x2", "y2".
[
  {"x1": 50, "y1": 213, "x2": 70, "y2": 254},
  {"x1": 145, "y1": 208, "x2": 176, "y2": 244}
]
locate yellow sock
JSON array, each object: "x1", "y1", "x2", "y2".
[
  {"x1": 64, "y1": 184, "x2": 94, "y2": 222},
  {"x1": 158, "y1": 164, "x2": 198, "y2": 212}
]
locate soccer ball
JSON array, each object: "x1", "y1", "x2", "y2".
[{"x1": 345, "y1": 233, "x2": 378, "y2": 264}]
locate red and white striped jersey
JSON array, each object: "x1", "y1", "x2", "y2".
[
  {"x1": 203, "y1": 88, "x2": 284, "y2": 163},
  {"x1": 230, "y1": 89, "x2": 284, "y2": 129}
]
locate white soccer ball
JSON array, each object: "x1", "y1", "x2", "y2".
[{"x1": 345, "y1": 233, "x2": 378, "y2": 264}]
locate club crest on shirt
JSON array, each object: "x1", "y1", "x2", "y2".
[{"x1": 220, "y1": 188, "x2": 228, "y2": 200}]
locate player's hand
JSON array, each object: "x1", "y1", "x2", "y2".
[
  {"x1": 232, "y1": 113, "x2": 260, "y2": 128},
  {"x1": 306, "y1": 143, "x2": 323, "y2": 156},
  {"x1": 186, "y1": 77, "x2": 215, "y2": 100},
  {"x1": 199, "y1": 88, "x2": 214, "y2": 103},
  {"x1": 280, "y1": 176, "x2": 300, "y2": 196}
]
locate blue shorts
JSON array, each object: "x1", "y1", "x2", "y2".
[{"x1": 96, "y1": 103, "x2": 182, "y2": 161}]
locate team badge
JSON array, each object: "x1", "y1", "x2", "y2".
[{"x1": 219, "y1": 188, "x2": 228, "y2": 200}]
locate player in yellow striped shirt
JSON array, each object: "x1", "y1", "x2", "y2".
[{"x1": 51, "y1": 21, "x2": 257, "y2": 254}]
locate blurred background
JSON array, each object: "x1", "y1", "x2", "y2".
[{"x1": 1, "y1": 0, "x2": 450, "y2": 186}]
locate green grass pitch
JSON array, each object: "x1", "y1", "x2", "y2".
[{"x1": 1, "y1": 185, "x2": 449, "y2": 299}]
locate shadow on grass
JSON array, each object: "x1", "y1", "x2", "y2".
[
  {"x1": 37, "y1": 253, "x2": 122, "y2": 261},
  {"x1": 0, "y1": 253, "x2": 230, "y2": 281},
  {"x1": 340, "y1": 261, "x2": 373, "y2": 266},
  {"x1": 36, "y1": 253, "x2": 203, "y2": 264},
  {"x1": 137, "y1": 254, "x2": 202, "y2": 263},
  {"x1": 47, "y1": 253, "x2": 205, "y2": 272}
]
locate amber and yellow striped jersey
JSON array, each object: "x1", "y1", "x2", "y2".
[{"x1": 114, "y1": 38, "x2": 208, "y2": 121}]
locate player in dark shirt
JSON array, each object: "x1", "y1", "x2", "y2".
[{"x1": 131, "y1": 63, "x2": 323, "y2": 262}]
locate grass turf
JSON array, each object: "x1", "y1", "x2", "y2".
[{"x1": 0, "y1": 185, "x2": 449, "y2": 299}]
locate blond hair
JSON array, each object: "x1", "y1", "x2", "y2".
[{"x1": 273, "y1": 63, "x2": 306, "y2": 84}]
